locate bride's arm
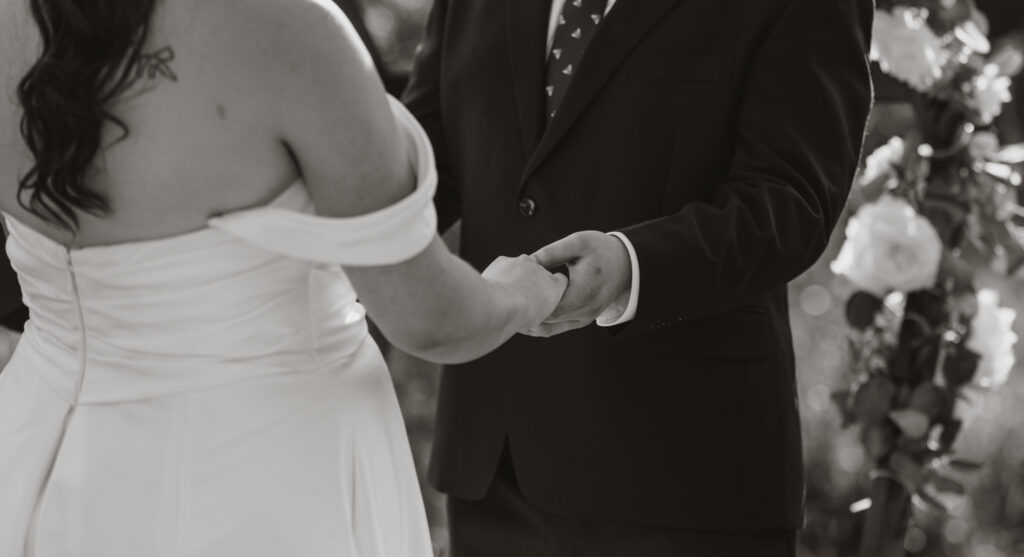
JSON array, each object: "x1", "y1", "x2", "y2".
[
  {"x1": 266, "y1": 1, "x2": 564, "y2": 363},
  {"x1": 351, "y1": 240, "x2": 564, "y2": 364}
]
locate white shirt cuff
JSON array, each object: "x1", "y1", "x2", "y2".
[{"x1": 596, "y1": 231, "x2": 640, "y2": 327}]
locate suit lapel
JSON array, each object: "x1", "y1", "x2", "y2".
[
  {"x1": 521, "y1": 0, "x2": 685, "y2": 182},
  {"x1": 506, "y1": 0, "x2": 552, "y2": 158}
]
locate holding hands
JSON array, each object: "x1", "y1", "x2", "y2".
[
  {"x1": 525, "y1": 231, "x2": 632, "y2": 337},
  {"x1": 483, "y1": 231, "x2": 633, "y2": 338},
  {"x1": 483, "y1": 255, "x2": 568, "y2": 331}
]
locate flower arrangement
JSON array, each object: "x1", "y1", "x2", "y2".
[{"x1": 829, "y1": 1, "x2": 1024, "y2": 555}]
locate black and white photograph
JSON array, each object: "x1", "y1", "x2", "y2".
[{"x1": 0, "y1": 0, "x2": 1023, "y2": 556}]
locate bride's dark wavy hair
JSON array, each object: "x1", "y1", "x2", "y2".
[{"x1": 17, "y1": 0, "x2": 158, "y2": 232}]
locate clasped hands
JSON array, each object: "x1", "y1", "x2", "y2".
[{"x1": 483, "y1": 231, "x2": 632, "y2": 337}]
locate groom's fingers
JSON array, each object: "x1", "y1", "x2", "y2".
[
  {"x1": 532, "y1": 233, "x2": 586, "y2": 270},
  {"x1": 546, "y1": 286, "x2": 598, "y2": 322},
  {"x1": 547, "y1": 287, "x2": 593, "y2": 322},
  {"x1": 546, "y1": 271, "x2": 605, "y2": 322}
]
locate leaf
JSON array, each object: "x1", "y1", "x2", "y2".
[
  {"x1": 952, "y1": 291, "x2": 979, "y2": 321},
  {"x1": 890, "y1": 409, "x2": 932, "y2": 439},
  {"x1": 942, "y1": 345, "x2": 981, "y2": 388},
  {"x1": 854, "y1": 377, "x2": 897, "y2": 425},
  {"x1": 987, "y1": 218, "x2": 1024, "y2": 275},
  {"x1": 911, "y1": 339, "x2": 941, "y2": 384},
  {"x1": 948, "y1": 457, "x2": 983, "y2": 471},
  {"x1": 905, "y1": 291, "x2": 948, "y2": 328},
  {"x1": 939, "y1": 419, "x2": 964, "y2": 450},
  {"x1": 890, "y1": 450, "x2": 927, "y2": 489},
  {"x1": 908, "y1": 382, "x2": 951, "y2": 419},
  {"x1": 928, "y1": 474, "x2": 967, "y2": 495},
  {"x1": 989, "y1": 37, "x2": 1024, "y2": 78},
  {"x1": 963, "y1": 210, "x2": 987, "y2": 251},
  {"x1": 912, "y1": 93, "x2": 969, "y2": 151},
  {"x1": 831, "y1": 389, "x2": 857, "y2": 427},
  {"x1": 926, "y1": 0, "x2": 976, "y2": 35},
  {"x1": 862, "y1": 421, "x2": 900, "y2": 461},
  {"x1": 914, "y1": 489, "x2": 950, "y2": 513},
  {"x1": 891, "y1": 308, "x2": 942, "y2": 384},
  {"x1": 922, "y1": 200, "x2": 969, "y2": 248},
  {"x1": 939, "y1": 253, "x2": 976, "y2": 294},
  {"x1": 846, "y1": 292, "x2": 884, "y2": 330}
]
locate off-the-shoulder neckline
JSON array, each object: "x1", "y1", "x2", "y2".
[{"x1": 1, "y1": 180, "x2": 304, "y2": 255}]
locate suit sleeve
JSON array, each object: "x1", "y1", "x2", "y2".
[
  {"x1": 402, "y1": 0, "x2": 461, "y2": 234},
  {"x1": 617, "y1": 0, "x2": 874, "y2": 334}
]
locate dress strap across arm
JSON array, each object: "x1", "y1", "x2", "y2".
[{"x1": 208, "y1": 96, "x2": 438, "y2": 266}]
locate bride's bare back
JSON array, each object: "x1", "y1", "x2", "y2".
[
  {"x1": 0, "y1": 0, "x2": 399, "y2": 248},
  {"x1": 0, "y1": 0, "x2": 566, "y2": 365}
]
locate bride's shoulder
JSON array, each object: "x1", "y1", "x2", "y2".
[
  {"x1": 179, "y1": 0, "x2": 353, "y2": 33},
  {"x1": 168, "y1": 0, "x2": 371, "y2": 92}
]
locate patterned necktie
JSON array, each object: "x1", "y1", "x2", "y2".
[{"x1": 545, "y1": 0, "x2": 609, "y2": 122}]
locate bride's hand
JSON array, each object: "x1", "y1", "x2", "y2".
[{"x1": 483, "y1": 255, "x2": 568, "y2": 330}]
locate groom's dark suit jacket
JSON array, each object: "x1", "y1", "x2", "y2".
[
  {"x1": 0, "y1": 243, "x2": 26, "y2": 331},
  {"x1": 404, "y1": 0, "x2": 873, "y2": 531}
]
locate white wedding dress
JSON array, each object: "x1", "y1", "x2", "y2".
[{"x1": 0, "y1": 97, "x2": 436, "y2": 557}]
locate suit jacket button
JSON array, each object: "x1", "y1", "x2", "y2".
[{"x1": 518, "y1": 197, "x2": 537, "y2": 217}]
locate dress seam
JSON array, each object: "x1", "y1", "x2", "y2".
[
  {"x1": 306, "y1": 266, "x2": 327, "y2": 373},
  {"x1": 27, "y1": 249, "x2": 89, "y2": 555}
]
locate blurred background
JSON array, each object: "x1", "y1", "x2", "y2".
[{"x1": 342, "y1": 1, "x2": 1024, "y2": 555}]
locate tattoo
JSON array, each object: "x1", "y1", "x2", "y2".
[{"x1": 122, "y1": 46, "x2": 178, "y2": 93}]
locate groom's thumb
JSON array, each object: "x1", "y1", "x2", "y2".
[{"x1": 532, "y1": 233, "x2": 585, "y2": 269}]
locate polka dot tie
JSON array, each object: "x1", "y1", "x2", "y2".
[{"x1": 545, "y1": 0, "x2": 609, "y2": 122}]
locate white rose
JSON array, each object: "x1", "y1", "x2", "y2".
[
  {"x1": 831, "y1": 195, "x2": 943, "y2": 296},
  {"x1": 860, "y1": 136, "x2": 906, "y2": 186},
  {"x1": 871, "y1": 8, "x2": 947, "y2": 92},
  {"x1": 966, "y1": 63, "x2": 1013, "y2": 125},
  {"x1": 966, "y1": 289, "x2": 1017, "y2": 389}
]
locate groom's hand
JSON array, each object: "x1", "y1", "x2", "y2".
[{"x1": 524, "y1": 231, "x2": 631, "y2": 337}]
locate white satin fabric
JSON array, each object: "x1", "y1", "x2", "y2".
[{"x1": 0, "y1": 97, "x2": 436, "y2": 557}]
